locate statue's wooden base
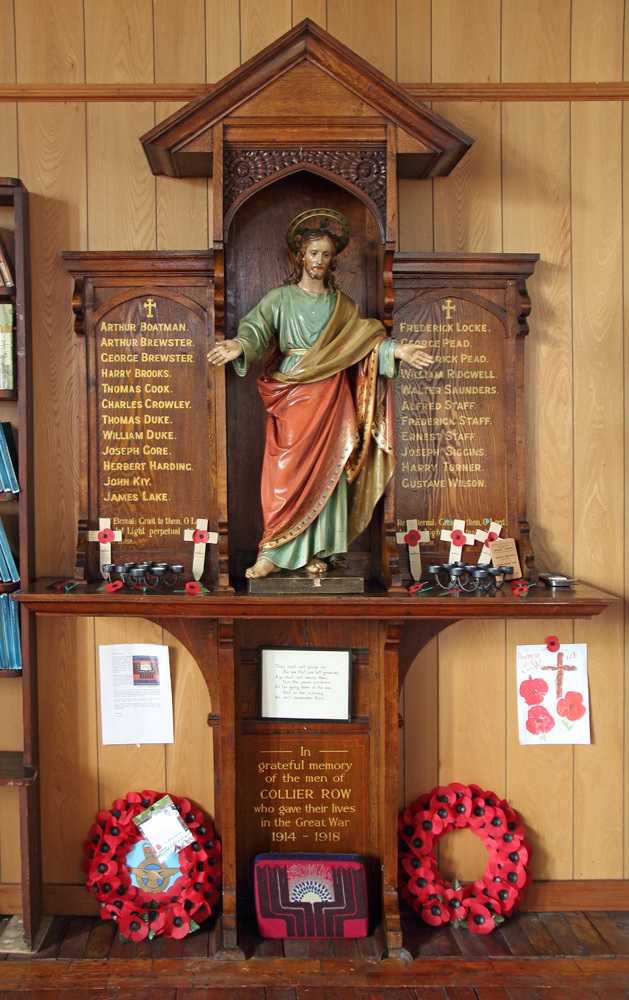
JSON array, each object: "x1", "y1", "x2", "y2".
[{"x1": 247, "y1": 568, "x2": 364, "y2": 594}]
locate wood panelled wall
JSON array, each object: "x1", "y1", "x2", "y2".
[{"x1": 0, "y1": 0, "x2": 626, "y2": 899}]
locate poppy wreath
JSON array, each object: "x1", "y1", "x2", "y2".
[
  {"x1": 398, "y1": 782, "x2": 531, "y2": 934},
  {"x1": 83, "y1": 790, "x2": 221, "y2": 941}
]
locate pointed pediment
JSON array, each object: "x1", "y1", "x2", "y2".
[{"x1": 141, "y1": 19, "x2": 473, "y2": 179}]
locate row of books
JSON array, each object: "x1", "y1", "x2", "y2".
[
  {"x1": 0, "y1": 421, "x2": 18, "y2": 493},
  {"x1": 0, "y1": 516, "x2": 19, "y2": 584},
  {"x1": 0, "y1": 593, "x2": 21, "y2": 670}
]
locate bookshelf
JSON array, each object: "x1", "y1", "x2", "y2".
[{"x1": 0, "y1": 178, "x2": 41, "y2": 948}]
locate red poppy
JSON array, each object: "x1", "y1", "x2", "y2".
[
  {"x1": 525, "y1": 705, "x2": 555, "y2": 735},
  {"x1": 407, "y1": 866, "x2": 439, "y2": 894},
  {"x1": 556, "y1": 691, "x2": 586, "y2": 722},
  {"x1": 163, "y1": 904, "x2": 191, "y2": 939},
  {"x1": 119, "y1": 912, "x2": 149, "y2": 942},
  {"x1": 450, "y1": 529, "x2": 465, "y2": 546},
  {"x1": 192, "y1": 528, "x2": 209, "y2": 544},
  {"x1": 93, "y1": 874, "x2": 123, "y2": 899},
  {"x1": 500, "y1": 842, "x2": 530, "y2": 867},
  {"x1": 86, "y1": 857, "x2": 118, "y2": 885},
  {"x1": 413, "y1": 810, "x2": 444, "y2": 838},
  {"x1": 399, "y1": 854, "x2": 437, "y2": 881},
  {"x1": 105, "y1": 580, "x2": 123, "y2": 593},
  {"x1": 484, "y1": 878, "x2": 519, "y2": 915},
  {"x1": 546, "y1": 636, "x2": 560, "y2": 653},
  {"x1": 98, "y1": 528, "x2": 115, "y2": 544},
  {"x1": 428, "y1": 800, "x2": 455, "y2": 826},
  {"x1": 511, "y1": 583, "x2": 530, "y2": 596},
  {"x1": 404, "y1": 529, "x2": 421, "y2": 546},
  {"x1": 100, "y1": 901, "x2": 124, "y2": 923},
  {"x1": 485, "y1": 531, "x2": 498, "y2": 547},
  {"x1": 489, "y1": 858, "x2": 528, "y2": 889},
  {"x1": 191, "y1": 899, "x2": 212, "y2": 923},
  {"x1": 429, "y1": 785, "x2": 458, "y2": 808},
  {"x1": 452, "y1": 793, "x2": 473, "y2": 827},
  {"x1": 501, "y1": 807, "x2": 526, "y2": 841},
  {"x1": 464, "y1": 899, "x2": 495, "y2": 935},
  {"x1": 421, "y1": 900, "x2": 450, "y2": 927},
  {"x1": 443, "y1": 887, "x2": 465, "y2": 917},
  {"x1": 468, "y1": 798, "x2": 496, "y2": 830},
  {"x1": 519, "y1": 676, "x2": 549, "y2": 706},
  {"x1": 185, "y1": 581, "x2": 201, "y2": 594}
]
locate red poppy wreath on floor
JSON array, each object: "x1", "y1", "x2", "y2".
[
  {"x1": 399, "y1": 782, "x2": 531, "y2": 934},
  {"x1": 83, "y1": 790, "x2": 221, "y2": 941}
]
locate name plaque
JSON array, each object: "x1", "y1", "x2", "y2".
[
  {"x1": 391, "y1": 254, "x2": 538, "y2": 581},
  {"x1": 64, "y1": 252, "x2": 222, "y2": 583},
  {"x1": 239, "y1": 733, "x2": 368, "y2": 891}
]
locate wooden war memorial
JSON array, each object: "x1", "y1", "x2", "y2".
[{"x1": 15, "y1": 20, "x2": 615, "y2": 957}]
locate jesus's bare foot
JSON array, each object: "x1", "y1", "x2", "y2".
[
  {"x1": 305, "y1": 557, "x2": 328, "y2": 575},
  {"x1": 246, "y1": 557, "x2": 281, "y2": 579}
]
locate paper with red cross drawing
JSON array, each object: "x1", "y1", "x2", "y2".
[{"x1": 516, "y1": 641, "x2": 590, "y2": 745}]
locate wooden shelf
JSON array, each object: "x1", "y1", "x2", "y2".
[
  {"x1": 0, "y1": 750, "x2": 37, "y2": 786},
  {"x1": 17, "y1": 578, "x2": 617, "y2": 622}
]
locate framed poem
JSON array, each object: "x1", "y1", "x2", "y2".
[{"x1": 260, "y1": 647, "x2": 351, "y2": 721}]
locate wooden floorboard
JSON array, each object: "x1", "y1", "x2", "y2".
[{"x1": 0, "y1": 911, "x2": 628, "y2": 997}]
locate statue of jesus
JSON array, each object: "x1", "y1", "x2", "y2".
[{"x1": 207, "y1": 208, "x2": 431, "y2": 579}]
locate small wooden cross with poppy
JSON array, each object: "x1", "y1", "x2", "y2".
[
  {"x1": 475, "y1": 520, "x2": 503, "y2": 565},
  {"x1": 440, "y1": 518, "x2": 476, "y2": 563},
  {"x1": 183, "y1": 517, "x2": 219, "y2": 581},
  {"x1": 396, "y1": 518, "x2": 430, "y2": 580},
  {"x1": 87, "y1": 517, "x2": 123, "y2": 576}
]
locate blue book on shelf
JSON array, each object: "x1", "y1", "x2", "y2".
[
  {"x1": 0, "y1": 518, "x2": 19, "y2": 583},
  {"x1": 0, "y1": 422, "x2": 18, "y2": 493},
  {"x1": 0, "y1": 531, "x2": 10, "y2": 582},
  {"x1": 0, "y1": 603, "x2": 7, "y2": 669},
  {"x1": 7, "y1": 594, "x2": 21, "y2": 669},
  {"x1": 0, "y1": 435, "x2": 11, "y2": 492},
  {"x1": 0, "y1": 594, "x2": 13, "y2": 668}
]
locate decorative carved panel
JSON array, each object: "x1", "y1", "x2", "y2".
[{"x1": 224, "y1": 148, "x2": 387, "y2": 218}]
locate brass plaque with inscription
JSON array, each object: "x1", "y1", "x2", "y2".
[{"x1": 392, "y1": 254, "x2": 538, "y2": 581}]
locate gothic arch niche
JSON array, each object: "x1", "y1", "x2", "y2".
[{"x1": 224, "y1": 170, "x2": 385, "y2": 580}]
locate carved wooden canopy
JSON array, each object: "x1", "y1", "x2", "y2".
[{"x1": 141, "y1": 19, "x2": 473, "y2": 241}]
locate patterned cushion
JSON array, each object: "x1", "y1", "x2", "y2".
[{"x1": 254, "y1": 853, "x2": 368, "y2": 938}]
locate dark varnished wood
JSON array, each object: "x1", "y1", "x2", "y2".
[
  {"x1": 15, "y1": 580, "x2": 617, "y2": 621},
  {"x1": 139, "y1": 20, "x2": 473, "y2": 181},
  {"x1": 1, "y1": 911, "x2": 629, "y2": 998},
  {"x1": 3, "y1": 81, "x2": 629, "y2": 104}
]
